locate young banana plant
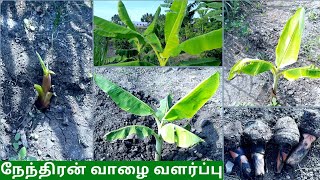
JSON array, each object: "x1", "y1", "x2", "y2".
[
  {"x1": 228, "y1": 7, "x2": 320, "y2": 103},
  {"x1": 94, "y1": 0, "x2": 222, "y2": 66},
  {"x1": 94, "y1": 72, "x2": 220, "y2": 161},
  {"x1": 34, "y1": 52, "x2": 55, "y2": 110}
]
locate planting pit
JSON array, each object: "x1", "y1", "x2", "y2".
[
  {"x1": 0, "y1": 1, "x2": 93, "y2": 160},
  {"x1": 224, "y1": 108, "x2": 320, "y2": 180},
  {"x1": 93, "y1": 67, "x2": 223, "y2": 161},
  {"x1": 224, "y1": 1, "x2": 320, "y2": 106}
]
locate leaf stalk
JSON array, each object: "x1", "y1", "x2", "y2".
[{"x1": 155, "y1": 137, "x2": 163, "y2": 161}]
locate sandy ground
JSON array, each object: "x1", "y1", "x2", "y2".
[{"x1": 224, "y1": 1, "x2": 320, "y2": 107}]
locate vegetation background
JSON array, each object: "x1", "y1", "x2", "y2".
[{"x1": 94, "y1": 0, "x2": 222, "y2": 66}]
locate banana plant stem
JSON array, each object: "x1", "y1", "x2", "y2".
[
  {"x1": 272, "y1": 74, "x2": 280, "y2": 97},
  {"x1": 155, "y1": 138, "x2": 163, "y2": 161}
]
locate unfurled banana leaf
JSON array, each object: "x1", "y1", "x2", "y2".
[
  {"x1": 228, "y1": 59, "x2": 276, "y2": 80},
  {"x1": 94, "y1": 74, "x2": 155, "y2": 116},
  {"x1": 206, "y1": 2, "x2": 223, "y2": 9},
  {"x1": 118, "y1": 1, "x2": 136, "y2": 31},
  {"x1": 104, "y1": 55, "x2": 131, "y2": 64},
  {"x1": 178, "y1": 28, "x2": 222, "y2": 55},
  {"x1": 197, "y1": 2, "x2": 222, "y2": 9},
  {"x1": 105, "y1": 125, "x2": 159, "y2": 141},
  {"x1": 94, "y1": 33, "x2": 109, "y2": 66},
  {"x1": 281, "y1": 66, "x2": 320, "y2": 81},
  {"x1": 155, "y1": 95, "x2": 173, "y2": 121},
  {"x1": 205, "y1": 11, "x2": 222, "y2": 21},
  {"x1": 164, "y1": 72, "x2": 220, "y2": 121},
  {"x1": 275, "y1": 7, "x2": 305, "y2": 69},
  {"x1": 144, "y1": 6, "x2": 161, "y2": 36},
  {"x1": 145, "y1": 33, "x2": 163, "y2": 53},
  {"x1": 161, "y1": 0, "x2": 188, "y2": 58},
  {"x1": 94, "y1": 16, "x2": 145, "y2": 44},
  {"x1": 160, "y1": 123, "x2": 204, "y2": 148},
  {"x1": 106, "y1": 61, "x2": 155, "y2": 66}
]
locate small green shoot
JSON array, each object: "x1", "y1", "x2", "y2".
[
  {"x1": 270, "y1": 97, "x2": 280, "y2": 106},
  {"x1": 94, "y1": 72, "x2": 220, "y2": 161},
  {"x1": 10, "y1": 133, "x2": 36, "y2": 161},
  {"x1": 34, "y1": 52, "x2": 55, "y2": 110},
  {"x1": 228, "y1": 8, "x2": 320, "y2": 103}
]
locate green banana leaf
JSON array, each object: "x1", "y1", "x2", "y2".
[
  {"x1": 206, "y1": 2, "x2": 223, "y2": 9},
  {"x1": 145, "y1": 33, "x2": 163, "y2": 53},
  {"x1": 164, "y1": 72, "x2": 220, "y2": 121},
  {"x1": 144, "y1": 6, "x2": 161, "y2": 36},
  {"x1": 155, "y1": 95, "x2": 173, "y2": 121},
  {"x1": 281, "y1": 65, "x2": 320, "y2": 81},
  {"x1": 160, "y1": 123, "x2": 204, "y2": 148},
  {"x1": 105, "y1": 125, "x2": 158, "y2": 141},
  {"x1": 228, "y1": 59, "x2": 276, "y2": 80},
  {"x1": 197, "y1": 2, "x2": 222, "y2": 9},
  {"x1": 177, "y1": 58, "x2": 221, "y2": 66},
  {"x1": 115, "y1": 49, "x2": 139, "y2": 58},
  {"x1": 205, "y1": 11, "x2": 222, "y2": 21},
  {"x1": 105, "y1": 61, "x2": 155, "y2": 66},
  {"x1": 275, "y1": 7, "x2": 305, "y2": 69},
  {"x1": 161, "y1": 0, "x2": 188, "y2": 58},
  {"x1": 94, "y1": 74, "x2": 155, "y2": 116},
  {"x1": 178, "y1": 28, "x2": 223, "y2": 55},
  {"x1": 94, "y1": 16, "x2": 144, "y2": 43},
  {"x1": 118, "y1": 1, "x2": 136, "y2": 31}
]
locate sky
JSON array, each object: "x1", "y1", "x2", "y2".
[
  {"x1": 94, "y1": 1, "x2": 165, "y2": 22},
  {"x1": 93, "y1": 1, "x2": 198, "y2": 22}
]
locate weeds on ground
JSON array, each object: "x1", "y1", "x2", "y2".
[{"x1": 9, "y1": 133, "x2": 36, "y2": 161}]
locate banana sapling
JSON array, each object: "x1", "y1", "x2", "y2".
[
  {"x1": 228, "y1": 8, "x2": 320, "y2": 103},
  {"x1": 10, "y1": 133, "x2": 36, "y2": 161},
  {"x1": 34, "y1": 52, "x2": 55, "y2": 110},
  {"x1": 94, "y1": 0, "x2": 223, "y2": 66},
  {"x1": 94, "y1": 72, "x2": 220, "y2": 161}
]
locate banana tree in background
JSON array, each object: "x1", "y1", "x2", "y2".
[{"x1": 94, "y1": 0, "x2": 223, "y2": 66}]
